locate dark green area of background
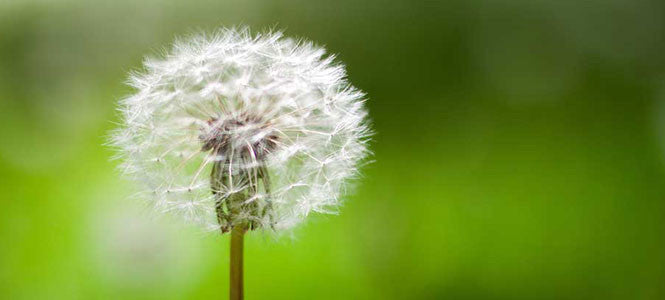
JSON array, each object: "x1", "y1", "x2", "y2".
[{"x1": 1, "y1": 0, "x2": 665, "y2": 299}]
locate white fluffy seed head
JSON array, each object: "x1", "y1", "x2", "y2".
[{"x1": 111, "y1": 27, "x2": 371, "y2": 233}]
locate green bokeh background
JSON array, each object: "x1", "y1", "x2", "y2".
[{"x1": 2, "y1": 0, "x2": 665, "y2": 299}]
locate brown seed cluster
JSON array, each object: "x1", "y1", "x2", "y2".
[{"x1": 200, "y1": 114, "x2": 278, "y2": 159}]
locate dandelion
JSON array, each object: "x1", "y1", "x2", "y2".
[{"x1": 110, "y1": 27, "x2": 371, "y2": 299}]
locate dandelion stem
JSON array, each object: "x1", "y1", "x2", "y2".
[{"x1": 230, "y1": 224, "x2": 245, "y2": 300}]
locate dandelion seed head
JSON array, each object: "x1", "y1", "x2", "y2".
[{"x1": 111, "y1": 27, "x2": 371, "y2": 233}]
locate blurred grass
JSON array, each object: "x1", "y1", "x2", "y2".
[{"x1": 1, "y1": 0, "x2": 665, "y2": 299}]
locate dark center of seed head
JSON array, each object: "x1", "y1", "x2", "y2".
[{"x1": 199, "y1": 115, "x2": 278, "y2": 161}]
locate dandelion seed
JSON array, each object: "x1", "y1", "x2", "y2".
[{"x1": 111, "y1": 27, "x2": 371, "y2": 233}]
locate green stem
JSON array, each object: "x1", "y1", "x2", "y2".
[{"x1": 230, "y1": 225, "x2": 245, "y2": 300}]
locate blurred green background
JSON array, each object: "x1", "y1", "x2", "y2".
[{"x1": 2, "y1": 0, "x2": 665, "y2": 299}]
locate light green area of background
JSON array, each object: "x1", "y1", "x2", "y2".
[{"x1": 1, "y1": 0, "x2": 665, "y2": 299}]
